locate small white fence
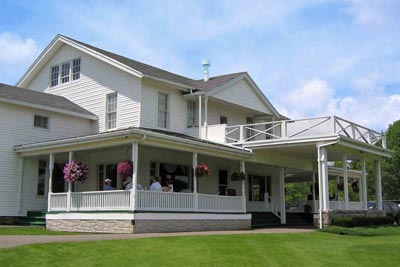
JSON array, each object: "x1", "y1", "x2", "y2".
[
  {"x1": 220, "y1": 116, "x2": 385, "y2": 148},
  {"x1": 49, "y1": 190, "x2": 246, "y2": 213}
]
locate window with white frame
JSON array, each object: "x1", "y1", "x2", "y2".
[
  {"x1": 158, "y1": 92, "x2": 169, "y2": 128},
  {"x1": 37, "y1": 160, "x2": 46, "y2": 196},
  {"x1": 50, "y1": 58, "x2": 81, "y2": 87},
  {"x1": 51, "y1": 66, "x2": 59, "y2": 87},
  {"x1": 106, "y1": 93, "x2": 118, "y2": 130},
  {"x1": 72, "y1": 58, "x2": 81, "y2": 80},
  {"x1": 61, "y1": 62, "x2": 70, "y2": 84},
  {"x1": 187, "y1": 100, "x2": 197, "y2": 128},
  {"x1": 34, "y1": 115, "x2": 49, "y2": 129}
]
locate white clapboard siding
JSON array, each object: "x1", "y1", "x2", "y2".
[
  {"x1": 140, "y1": 80, "x2": 187, "y2": 133},
  {"x1": 0, "y1": 103, "x2": 93, "y2": 216},
  {"x1": 211, "y1": 79, "x2": 273, "y2": 114},
  {"x1": 26, "y1": 44, "x2": 142, "y2": 132}
]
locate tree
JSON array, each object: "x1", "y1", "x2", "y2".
[{"x1": 382, "y1": 120, "x2": 400, "y2": 200}]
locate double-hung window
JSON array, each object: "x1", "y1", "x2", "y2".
[
  {"x1": 72, "y1": 58, "x2": 81, "y2": 80},
  {"x1": 106, "y1": 93, "x2": 118, "y2": 130},
  {"x1": 158, "y1": 92, "x2": 169, "y2": 128},
  {"x1": 61, "y1": 62, "x2": 70, "y2": 84},
  {"x1": 187, "y1": 100, "x2": 196, "y2": 128},
  {"x1": 51, "y1": 66, "x2": 59, "y2": 87},
  {"x1": 50, "y1": 58, "x2": 81, "y2": 87}
]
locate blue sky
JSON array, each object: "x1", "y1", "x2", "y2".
[{"x1": 0, "y1": 0, "x2": 399, "y2": 131}]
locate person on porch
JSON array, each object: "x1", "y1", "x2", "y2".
[
  {"x1": 104, "y1": 178, "x2": 115, "y2": 190},
  {"x1": 163, "y1": 178, "x2": 174, "y2": 192},
  {"x1": 123, "y1": 179, "x2": 144, "y2": 190},
  {"x1": 149, "y1": 176, "x2": 162, "y2": 191}
]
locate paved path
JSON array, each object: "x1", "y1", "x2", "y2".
[{"x1": 0, "y1": 227, "x2": 314, "y2": 249}]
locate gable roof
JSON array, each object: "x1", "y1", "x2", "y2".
[
  {"x1": 16, "y1": 34, "x2": 283, "y2": 117},
  {"x1": 0, "y1": 83, "x2": 97, "y2": 120}
]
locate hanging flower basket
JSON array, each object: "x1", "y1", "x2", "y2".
[
  {"x1": 231, "y1": 171, "x2": 246, "y2": 181},
  {"x1": 351, "y1": 181, "x2": 359, "y2": 193},
  {"x1": 337, "y1": 181, "x2": 344, "y2": 191},
  {"x1": 63, "y1": 161, "x2": 89, "y2": 184},
  {"x1": 195, "y1": 163, "x2": 212, "y2": 177},
  {"x1": 117, "y1": 160, "x2": 133, "y2": 180}
]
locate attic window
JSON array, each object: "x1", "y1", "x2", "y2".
[{"x1": 50, "y1": 58, "x2": 81, "y2": 87}]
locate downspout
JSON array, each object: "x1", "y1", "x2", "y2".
[{"x1": 316, "y1": 139, "x2": 339, "y2": 229}]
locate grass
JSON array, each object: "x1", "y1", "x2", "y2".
[
  {"x1": 0, "y1": 232, "x2": 399, "y2": 266},
  {"x1": 321, "y1": 225, "x2": 400, "y2": 236},
  {"x1": 0, "y1": 227, "x2": 80, "y2": 235}
]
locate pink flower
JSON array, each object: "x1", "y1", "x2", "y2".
[
  {"x1": 63, "y1": 161, "x2": 89, "y2": 183},
  {"x1": 117, "y1": 160, "x2": 133, "y2": 180}
]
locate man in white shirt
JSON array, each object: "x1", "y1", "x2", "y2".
[{"x1": 149, "y1": 176, "x2": 162, "y2": 191}]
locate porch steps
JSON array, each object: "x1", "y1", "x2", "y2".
[
  {"x1": 16, "y1": 211, "x2": 46, "y2": 227},
  {"x1": 286, "y1": 213, "x2": 313, "y2": 226},
  {"x1": 251, "y1": 212, "x2": 281, "y2": 228}
]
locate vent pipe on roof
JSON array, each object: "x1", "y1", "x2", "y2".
[{"x1": 202, "y1": 59, "x2": 210, "y2": 82}]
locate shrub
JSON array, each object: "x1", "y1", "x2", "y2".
[
  {"x1": 332, "y1": 216, "x2": 394, "y2": 228},
  {"x1": 321, "y1": 225, "x2": 400, "y2": 236}
]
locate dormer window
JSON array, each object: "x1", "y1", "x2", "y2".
[{"x1": 50, "y1": 58, "x2": 81, "y2": 87}]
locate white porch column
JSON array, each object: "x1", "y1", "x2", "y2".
[
  {"x1": 47, "y1": 154, "x2": 54, "y2": 212},
  {"x1": 193, "y1": 152, "x2": 198, "y2": 211},
  {"x1": 131, "y1": 142, "x2": 138, "y2": 211},
  {"x1": 17, "y1": 157, "x2": 25, "y2": 214},
  {"x1": 319, "y1": 147, "x2": 330, "y2": 211},
  {"x1": 240, "y1": 160, "x2": 246, "y2": 213},
  {"x1": 278, "y1": 167, "x2": 286, "y2": 224},
  {"x1": 361, "y1": 158, "x2": 368, "y2": 210},
  {"x1": 198, "y1": 95, "x2": 202, "y2": 138},
  {"x1": 342, "y1": 154, "x2": 349, "y2": 210},
  {"x1": 66, "y1": 151, "x2": 73, "y2": 212},
  {"x1": 375, "y1": 160, "x2": 383, "y2": 210},
  {"x1": 312, "y1": 171, "x2": 317, "y2": 213},
  {"x1": 204, "y1": 95, "x2": 208, "y2": 139}
]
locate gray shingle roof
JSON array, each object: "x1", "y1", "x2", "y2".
[
  {"x1": 61, "y1": 35, "x2": 244, "y2": 92},
  {"x1": 0, "y1": 83, "x2": 96, "y2": 118}
]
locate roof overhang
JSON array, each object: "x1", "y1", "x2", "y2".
[
  {"x1": 0, "y1": 97, "x2": 98, "y2": 120},
  {"x1": 14, "y1": 128, "x2": 253, "y2": 160}
]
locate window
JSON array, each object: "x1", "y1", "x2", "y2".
[
  {"x1": 61, "y1": 62, "x2": 70, "y2": 84},
  {"x1": 219, "y1": 170, "x2": 228, "y2": 195},
  {"x1": 97, "y1": 164, "x2": 118, "y2": 190},
  {"x1": 248, "y1": 175, "x2": 271, "y2": 201},
  {"x1": 158, "y1": 92, "x2": 169, "y2": 128},
  {"x1": 220, "y1": 116, "x2": 228, "y2": 124},
  {"x1": 51, "y1": 66, "x2": 59, "y2": 87},
  {"x1": 187, "y1": 100, "x2": 197, "y2": 128},
  {"x1": 50, "y1": 58, "x2": 80, "y2": 87},
  {"x1": 72, "y1": 58, "x2": 81, "y2": 80},
  {"x1": 37, "y1": 160, "x2": 46, "y2": 196},
  {"x1": 150, "y1": 162, "x2": 157, "y2": 177},
  {"x1": 106, "y1": 93, "x2": 117, "y2": 130},
  {"x1": 34, "y1": 115, "x2": 49, "y2": 129}
]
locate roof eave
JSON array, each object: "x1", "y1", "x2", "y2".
[{"x1": 0, "y1": 97, "x2": 98, "y2": 120}]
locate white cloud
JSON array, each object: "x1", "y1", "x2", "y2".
[
  {"x1": 0, "y1": 32, "x2": 38, "y2": 64},
  {"x1": 0, "y1": 32, "x2": 39, "y2": 84},
  {"x1": 277, "y1": 78, "x2": 400, "y2": 131},
  {"x1": 346, "y1": 0, "x2": 400, "y2": 26}
]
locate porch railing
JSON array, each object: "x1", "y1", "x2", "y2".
[
  {"x1": 49, "y1": 190, "x2": 246, "y2": 213},
  {"x1": 220, "y1": 116, "x2": 385, "y2": 148}
]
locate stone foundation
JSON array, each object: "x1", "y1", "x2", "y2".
[
  {"x1": 46, "y1": 219, "x2": 135, "y2": 233},
  {"x1": 134, "y1": 219, "x2": 251, "y2": 233},
  {"x1": 314, "y1": 210, "x2": 386, "y2": 227},
  {"x1": 46, "y1": 212, "x2": 251, "y2": 233}
]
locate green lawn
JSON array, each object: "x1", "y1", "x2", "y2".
[
  {"x1": 0, "y1": 227, "x2": 80, "y2": 235},
  {"x1": 1, "y1": 232, "x2": 399, "y2": 267}
]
